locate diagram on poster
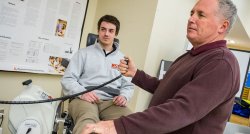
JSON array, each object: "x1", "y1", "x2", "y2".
[{"x1": 0, "y1": 0, "x2": 88, "y2": 75}]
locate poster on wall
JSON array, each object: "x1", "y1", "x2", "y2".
[{"x1": 0, "y1": 0, "x2": 88, "y2": 75}]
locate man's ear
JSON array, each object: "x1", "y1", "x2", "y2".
[{"x1": 218, "y1": 20, "x2": 229, "y2": 34}]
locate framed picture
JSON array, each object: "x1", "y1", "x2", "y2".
[{"x1": 0, "y1": 0, "x2": 89, "y2": 75}]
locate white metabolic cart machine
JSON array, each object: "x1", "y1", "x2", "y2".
[
  {"x1": 8, "y1": 80, "x2": 72, "y2": 134},
  {"x1": 7, "y1": 75, "x2": 121, "y2": 134}
]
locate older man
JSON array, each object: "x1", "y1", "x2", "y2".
[{"x1": 83, "y1": 0, "x2": 239, "y2": 134}]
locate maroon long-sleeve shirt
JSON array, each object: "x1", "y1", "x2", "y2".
[{"x1": 114, "y1": 40, "x2": 240, "y2": 134}]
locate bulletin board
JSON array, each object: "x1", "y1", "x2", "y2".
[{"x1": 0, "y1": 0, "x2": 88, "y2": 75}]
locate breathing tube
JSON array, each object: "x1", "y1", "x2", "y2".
[{"x1": 0, "y1": 74, "x2": 123, "y2": 104}]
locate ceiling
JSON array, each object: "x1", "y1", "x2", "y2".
[{"x1": 226, "y1": 16, "x2": 250, "y2": 50}]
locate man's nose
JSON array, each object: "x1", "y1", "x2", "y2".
[
  {"x1": 188, "y1": 14, "x2": 197, "y2": 23},
  {"x1": 105, "y1": 31, "x2": 109, "y2": 36},
  {"x1": 188, "y1": 16, "x2": 195, "y2": 23}
]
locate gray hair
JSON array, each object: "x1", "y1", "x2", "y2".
[{"x1": 218, "y1": 0, "x2": 237, "y2": 33}]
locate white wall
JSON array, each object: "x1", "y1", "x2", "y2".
[
  {"x1": 80, "y1": 0, "x2": 98, "y2": 49},
  {"x1": 233, "y1": 0, "x2": 250, "y2": 38}
]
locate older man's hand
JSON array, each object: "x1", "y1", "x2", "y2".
[{"x1": 82, "y1": 121, "x2": 117, "y2": 134}]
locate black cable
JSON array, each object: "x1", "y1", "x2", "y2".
[
  {"x1": 26, "y1": 128, "x2": 32, "y2": 134},
  {"x1": 0, "y1": 115, "x2": 3, "y2": 127},
  {"x1": 0, "y1": 74, "x2": 122, "y2": 104}
]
